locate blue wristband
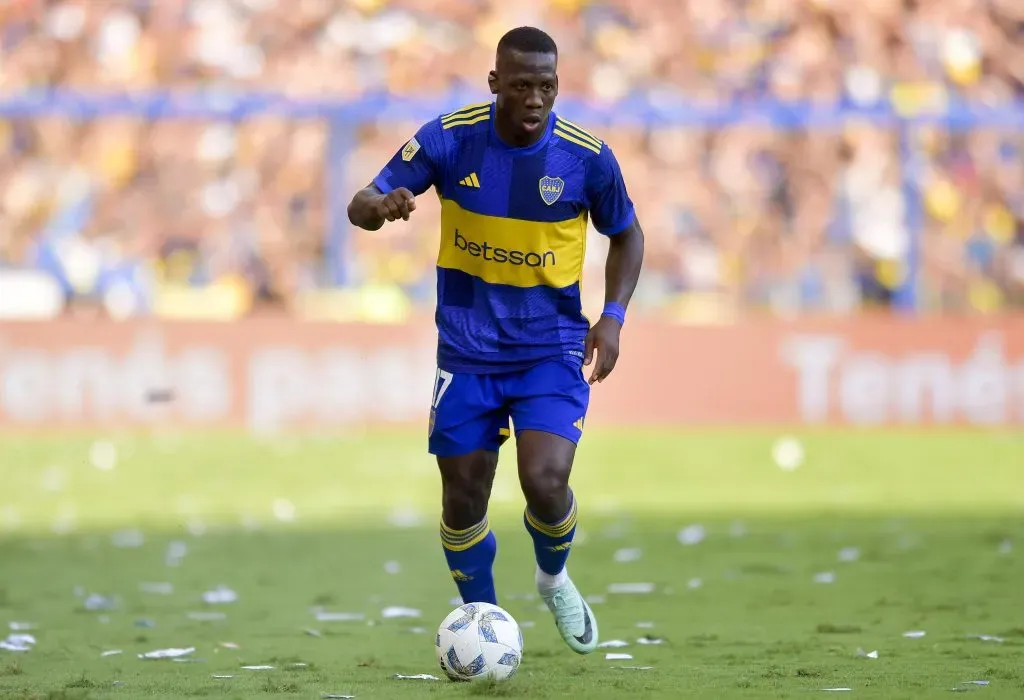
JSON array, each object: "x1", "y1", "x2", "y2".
[{"x1": 601, "y1": 302, "x2": 626, "y2": 326}]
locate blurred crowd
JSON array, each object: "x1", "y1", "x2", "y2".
[{"x1": 1, "y1": 0, "x2": 1022, "y2": 320}]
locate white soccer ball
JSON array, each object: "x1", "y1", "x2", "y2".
[{"x1": 435, "y1": 602, "x2": 523, "y2": 682}]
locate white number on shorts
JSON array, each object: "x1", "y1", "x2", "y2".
[{"x1": 432, "y1": 369, "x2": 454, "y2": 408}]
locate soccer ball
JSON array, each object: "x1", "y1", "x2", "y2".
[{"x1": 435, "y1": 602, "x2": 523, "y2": 682}]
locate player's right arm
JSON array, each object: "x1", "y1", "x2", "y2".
[{"x1": 347, "y1": 120, "x2": 444, "y2": 231}]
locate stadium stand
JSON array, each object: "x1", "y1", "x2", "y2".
[{"x1": 1, "y1": 0, "x2": 1022, "y2": 320}]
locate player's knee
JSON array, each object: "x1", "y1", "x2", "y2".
[
  {"x1": 438, "y1": 454, "x2": 496, "y2": 528},
  {"x1": 441, "y1": 480, "x2": 490, "y2": 528},
  {"x1": 519, "y1": 460, "x2": 571, "y2": 522}
]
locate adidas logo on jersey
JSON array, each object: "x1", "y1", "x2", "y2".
[{"x1": 459, "y1": 173, "x2": 481, "y2": 188}]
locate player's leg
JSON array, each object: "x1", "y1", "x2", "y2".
[
  {"x1": 429, "y1": 369, "x2": 511, "y2": 606},
  {"x1": 517, "y1": 432, "x2": 577, "y2": 578},
  {"x1": 437, "y1": 451, "x2": 500, "y2": 605},
  {"x1": 508, "y1": 360, "x2": 598, "y2": 654}
]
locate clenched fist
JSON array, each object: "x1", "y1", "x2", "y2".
[{"x1": 373, "y1": 187, "x2": 417, "y2": 222}]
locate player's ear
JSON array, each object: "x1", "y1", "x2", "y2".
[{"x1": 487, "y1": 70, "x2": 499, "y2": 95}]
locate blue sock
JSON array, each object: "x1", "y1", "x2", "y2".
[
  {"x1": 440, "y1": 517, "x2": 498, "y2": 605},
  {"x1": 524, "y1": 491, "x2": 578, "y2": 576}
]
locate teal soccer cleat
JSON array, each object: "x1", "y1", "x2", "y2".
[{"x1": 538, "y1": 577, "x2": 599, "y2": 654}]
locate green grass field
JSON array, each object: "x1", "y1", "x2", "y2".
[{"x1": 1, "y1": 429, "x2": 1022, "y2": 699}]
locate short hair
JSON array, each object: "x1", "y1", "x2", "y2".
[{"x1": 496, "y1": 26, "x2": 557, "y2": 57}]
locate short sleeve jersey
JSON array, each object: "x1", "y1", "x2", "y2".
[{"x1": 373, "y1": 102, "x2": 635, "y2": 374}]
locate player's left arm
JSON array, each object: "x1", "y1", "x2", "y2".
[{"x1": 583, "y1": 144, "x2": 645, "y2": 385}]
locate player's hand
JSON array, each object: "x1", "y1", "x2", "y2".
[
  {"x1": 374, "y1": 187, "x2": 417, "y2": 222},
  {"x1": 583, "y1": 316, "x2": 621, "y2": 385}
]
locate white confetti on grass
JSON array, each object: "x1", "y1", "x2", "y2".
[
  {"x1": 0, "y1": 634, "x2": 35, "y2": 652},
  {"x1": 138, "y1": 647, "x2": 195, "y2": 660},
  {"x1": 771, "y1": 436, "x2": 805, "y2": 471},
  {"x1": 241, "y1": 665, "x2": 274, "y2": 671},
  {"x1": 637, "y1": 636, "x2": 665, "y2": 645},
  {"x1": 902, "y1": 630, "x2": 926, "y2": 639},
  {"x1": 598, "y1": 640, "x2": 629, "y2": 648},
  {"x1": 272, "y1": 499, "x2": 297, "y2": 522},
  {"x1": 89, "y1": 440, "x2": 118, "y2": 471},
  {"x1": 202, "y1": 585, "x2": 238, "y2": 605},
  {"x1": 381, "y1": 607, "x2": 421, "y2": 619},
  {"x1": 315, "y1": 612, "x2": 365, "y2": 623},
  {"x1": 83, "y1": 594, "x2": 117, "y2": 611},
  {"x1": 393, "y1": 674, "x2": 439, "y2": 681},
  {"x1": 607, "y1": 583, "x2": 655, "y2": 594},
  {"x1": 838, "y1": 547, "x2": 861, "y2": 563},
  {"x1": 613, "y1": 548, "x2": 642, "y2": 563},
  {"x1": 165, "y1": 541, "x2": 188, "y2": 567},
  {"x1": 605, "y1": 653, "x2": 633, "y2": 661},
  {"x1": 677, "y1": 524, "x2": 705, "y2": 546},
  {"x1": 967, "y1": 634, "x2": 1004, "y2": 643},
  {"x1": 856, "y1": 648, "x2": 878, "y2": 659},
  {"x1": 813, "y1": 571, "x2": 836, "y2": 584}
]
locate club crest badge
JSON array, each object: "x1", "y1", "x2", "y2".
[{"x1": 539, "y1": 176, "x2": 564, "y2": 205}]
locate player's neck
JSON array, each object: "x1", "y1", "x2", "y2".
[{"x1": 493, "y1": 112, "x2": 548, "y2": 148}]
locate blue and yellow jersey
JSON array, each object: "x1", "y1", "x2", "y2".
[{"x1": 372, "y1": 102, "x2": 635, "y2": 374}]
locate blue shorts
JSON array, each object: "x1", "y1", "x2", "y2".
[{"x1": 428, "y1": 360, "x2": 590, "y2": 457}]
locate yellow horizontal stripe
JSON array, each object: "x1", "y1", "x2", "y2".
[
  {"x1": 443, "y1": 113, "x2": 491, "y2": 129},
  {"x1": 442, "y1": 533, "x2": 489, "y2": 552},
  {"x1": 441, "y1": 523, "x2": 491, "y2": 551},
  {"x1": 525, "y1": 500, "x2": 578, "y2": 538},
  {"x1": 437, "y1": 199, "x2": 586, "y2": 289},
  {"x1": 441, "y1": 517, "x2": 487, "y2": 535},
  {"x1": 441, "y1": 521, "x2": 486, "y2": 538},
  {"x1": 443, "y1": 530, "x2": 488, "y2": 549},
  {"x1": 553, "y1": 128, "x2": 601, "y2": 154},
  {"x1": 556, "y1": 118, "x2": 602, "y2": 146},
  {"x1": 442, "y1": 102, "x2": 491, "y2": 122},
  {"x1": 498, "y1": 427, "x2": 510, "y2": 437}
]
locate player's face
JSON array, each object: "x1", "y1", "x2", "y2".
[{"x1": 489, "y1": 50, "x2": 558, "y2": 141}]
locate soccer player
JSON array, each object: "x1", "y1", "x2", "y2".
[{"x1": 347, "y1": 26, "x2": 644, "y2": 655}]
